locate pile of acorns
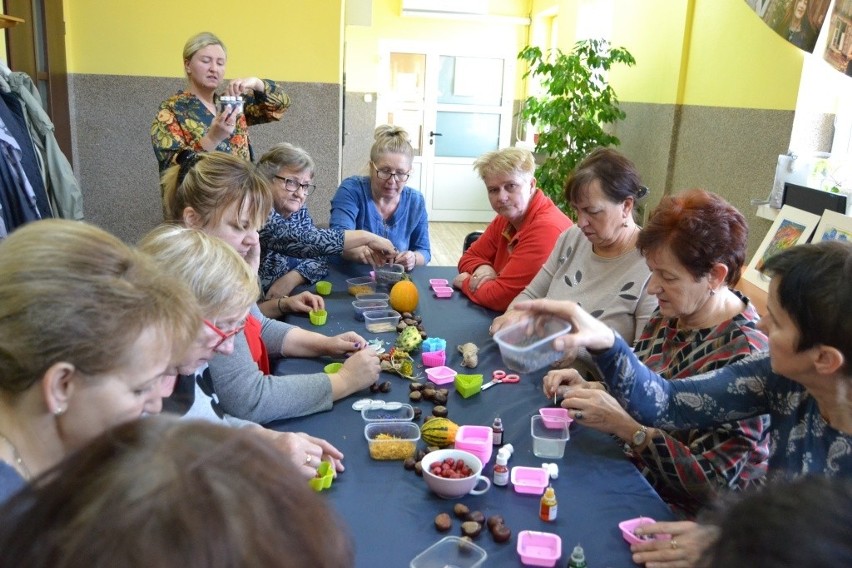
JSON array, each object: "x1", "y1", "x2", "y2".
[
  {"x1": 396, "y1": 312, "x2": 427, "y2": 339},
  {"x1": 433, "y1": 504, "x2": 511, "y2": 543}
]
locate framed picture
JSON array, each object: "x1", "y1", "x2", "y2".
[
  {"x1": 743, "y1": 205, "x2": 821, "y2": 291},
  {"x1": 812, "y1": 209, "x2": 852, "y2": 243}
]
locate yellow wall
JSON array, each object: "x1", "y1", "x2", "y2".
[
  {"x1": 63, "y1": 0, "x2": 343, "y2": 83},
  {"x1": 530, "y1": 0, "x2": 802, "y2": 110},
  {"x1": 345, "y1": 0, "x2": 530, "y2": 96}
]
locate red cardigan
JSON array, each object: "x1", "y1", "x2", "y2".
[{"x1": 457, "y1": 190, "x2": 572, "y2": 311}]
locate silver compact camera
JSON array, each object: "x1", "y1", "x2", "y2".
[{"x1": 217, "y1": 95, "x2": 244, "y2": 116}]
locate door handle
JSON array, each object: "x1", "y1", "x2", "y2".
[{"x1": 429, "y1": 131, "x2": 442, "y2": 145}]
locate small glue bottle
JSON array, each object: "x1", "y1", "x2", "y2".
[
  {"x1": 539, "y1": 485, "x2": 557, "y2": 522},
  {"x1": 567, "y1": 544, "x2": 587, "y2": 568},
  {"x1": 493, "y1": 452, "x2": 509, "y2": 486},
  {"x1": 492, "y1": 416, "x2": 504, "y2": 446}
]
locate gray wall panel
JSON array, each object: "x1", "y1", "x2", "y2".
[{"x1": 68, "y1": 74, "x2": 339, "y2": 243}]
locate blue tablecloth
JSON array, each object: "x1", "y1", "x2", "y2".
[{"x1": 269, "y1": 265, "x2": 673, "y2": 567}]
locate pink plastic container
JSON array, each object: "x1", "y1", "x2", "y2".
[
  {"x1": 618, "y1": 517, "x2": 671, "y2": 545},
  {"x1": 433, "y1": 286, "x2": 454, "y2": 298},
  {"x1": 517, "y1": 531, "x2": 562, "y2": 567},
  {"x1": 421, "y1": 350, "x2": 446, "y2": 368},
  {"x1": 429, "y1": 278, "x2": 449, "y2": 288},
  {"x1": 425, "y1": 366, "x2": 457, "y2": 385},
  {"x1": 510, "y1": 466, "x2": 549, "y2": 495},
  {"x1": 454, "y1": 425, "x2": 493, "y2": 466},
  {"x1": 539, "y1": 407, "x2": 573, "y2": 429}
]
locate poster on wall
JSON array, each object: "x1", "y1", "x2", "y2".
[
  {"x1": 743, "y1": 205, "x2": 820, "y2": 291},
  {"x1": 821, "y1": 0, "x2": 852, "y2": 76},
  {"x1": 745, "y1": 0, "x2": 831, "y2": 53}
]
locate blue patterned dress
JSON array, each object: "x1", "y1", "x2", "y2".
[
  {"x1": 596, "y1": 336, "x2": 852, "y2": 478},
  {"x1": 258, "y1": 207, "x2": 345, "y2": 294}
]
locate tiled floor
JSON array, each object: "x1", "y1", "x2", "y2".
[{"x1": 428, "y1": 222, "x2": 488, "y2": 267}]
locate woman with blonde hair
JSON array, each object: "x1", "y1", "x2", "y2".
[
  {"x1": 330, "y1": 125, "x2": 431, "y2": 270},
  {"x1": 161, "y1": 151, "x2": 381, "y2": 424},
  {"x1": 0, "y1": 220, "x2": 200, "y2": 503},
  {"x1": 140, "y1": 225, "x2": 346, "y2": 477},
  {"x1": 454, "y1": 147, "x2": 572, "y2": 311},
  {"x1": 151, "y1": 31, "x2": 290, "y2": 173}
]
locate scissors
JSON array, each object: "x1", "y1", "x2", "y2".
[{"x1": 481, "y1": 369, "x2": 520, "y2": 391}]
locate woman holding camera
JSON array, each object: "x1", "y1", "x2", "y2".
[{"x1": 151, "y1": 31, "x2": 290, "y2": 174}]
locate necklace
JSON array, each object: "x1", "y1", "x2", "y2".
[{"x1": 0, "y1": 430, "x2": 32, "y2": 480}]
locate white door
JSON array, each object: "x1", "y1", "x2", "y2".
[{"x1": 377, "y1": 43, "x2": 514, "y2": 222}]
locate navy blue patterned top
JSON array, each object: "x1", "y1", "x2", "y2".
[
  {"x1": 258, "y1": 207, "x2": 345, "y2": 293},
  {"x1": 595, "y1": 336, "x2": 851, "y2": 478}
]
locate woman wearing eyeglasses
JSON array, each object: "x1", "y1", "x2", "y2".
[
  {"x1": 140, "y1": 226, "x2": 346, "y2": 479},
  {"x1": 0, "y1": 220, "x2": 200, "y2": 504},
  {"x1": 330, "y1": 125, "x2": 431, "y2": 271},
  {"x1": 256, "y1": 143, "x2": 396, "y2": 305}
]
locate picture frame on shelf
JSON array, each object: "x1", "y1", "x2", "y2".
[
  {"x1": 743, "y1": 205, "x2": 821, "y2": 292},
  {"x1": 812, "y1": 209, "x2": 852, "y2": 243}
]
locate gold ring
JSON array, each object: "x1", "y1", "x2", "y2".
[
  {"x1": 670, "y1": 539, "x2": 678, "y2": 550},
  {"x1": 305, "y1": 454, "x2": 312, "y2": 465}
]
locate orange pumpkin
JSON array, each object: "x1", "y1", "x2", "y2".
[{"x1": 389, "y1": 279, "x2": 419, "y2": 313}]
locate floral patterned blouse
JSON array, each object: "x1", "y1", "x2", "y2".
[{"x1": 150, "y1": 79, "x2": 289, "y2": 172}]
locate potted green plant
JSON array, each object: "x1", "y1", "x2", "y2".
[{"x1": 518, "y1": 40, "x2": 636, "y2": 215}]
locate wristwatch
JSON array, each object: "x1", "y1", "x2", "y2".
[{"x1": 628, "y1": 425, "x2": 648, "y2": 449}]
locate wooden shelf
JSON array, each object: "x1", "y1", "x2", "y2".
[{"x1": 1, "y1": 14, "x2": 25, "y2": 28}]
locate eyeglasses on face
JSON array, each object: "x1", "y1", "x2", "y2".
[
  {"x1": 203, "y1": 319, "x2": 247, "y2": 349},
  {"x1": 273, "y1": 175, "x2": 317, "y2": 196},
  {"x1": 371, "y1": 162, "x2": 410, "y2": 182}
]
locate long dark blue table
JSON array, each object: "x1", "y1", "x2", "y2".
[{"x1": 269, "y1": 265, "x2": 673, "y2": 567}]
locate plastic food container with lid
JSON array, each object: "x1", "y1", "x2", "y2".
[
  {"x1": 493, "y1": 316, "x2": 573, "y2": 373},
  {"x1": 353, "y1": 299, "x2": 389, "y2": 321}
]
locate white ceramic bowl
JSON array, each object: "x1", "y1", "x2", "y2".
[{"x1": 420, "y1": 449, "x2": 490, "y2": 499}]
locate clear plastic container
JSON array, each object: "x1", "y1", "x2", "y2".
[
  {"x1": 361, "y1": 403, "x2": 414, "y2": 422},
  {"x1": 353, "y1": 299, "x2": 389, "y2": 321},
  {"x1": 347, "y1": 276, "x2": 377, "y2": 296},
  {"x1": 410, "y1": 536, "x2": 487, "y2": 568},
  {"x1": 364, "y1": 422, "x2": 419, "y2": 460},
  {"x1": 375, "y1": 263, "x2": 405, "y2": 290},
  {"x1": 363, "y1": 310, "x2": 401, "y2": 333},
  {"x1": 531, "y1": 415, "x2": 570, "y2": 459},
  {"x1": 493, "y1": 316, "x2": 573, "y2": 373},
  {"x1": 355, "y1": 292, "x2": 389, "y2": 302}
]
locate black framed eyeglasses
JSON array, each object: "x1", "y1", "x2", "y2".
[
  {"x1": 273, "y1": 175, "x2": 317, "y2": 196},
  {"x1": 371, "y1": 162, "x2": 410, "y2": 182}
]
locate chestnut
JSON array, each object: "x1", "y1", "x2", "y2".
[
  {"x1": 409, "y1": 391, "x2": 422, "y2": 402},
  {"x1": 426, "y1": 445, "x2": 440, "y2": 453},
  {"x1": 460, "y1": 521, "x2": 482, "y2": 538},
  {"x1": 453, "y1": 503, "x2": 470, "y2": 519},
  {"x1": 466, "y1": 511, "x2": 486, "y2": 524},
  {"x1": 409, "y1": 382, "x2": 424, "y2": 392},
  {"x1": 486, "y1": 515, "x2": 505, "y2": 532},
  {"x1": 379, "y1": 381, "x2": 392, "y2": 393},
  {"x1": 491, "y1": 524, "x2": 512, "y2": 543},
  {"x1": 403, "y1": 457, "x2": 416, "y2": 470},
  {"x1": 415, "y1": 448, "x2": 426, "y2": 461},
  {"x1": 412, "y1": 406, "x2": 423, "y2": 420},
  {"x1": 432, "y1": 405, "x2": 448, "y2": 418},
  {"x1": 434, "y1": 513, "x2": 452, "y2": 532},
  {"x1": 432, "y1": 392, "x2": 448, "y2": 405},
  {"x1": 422, "y1": 388, "x2": 436, "y2": 401},
  {"x1": 369, "y1": 382, "x2": 380, "y2": 393},
  {"x1": 414, "y1": 461, "x2": 423, "y2": 476}
]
